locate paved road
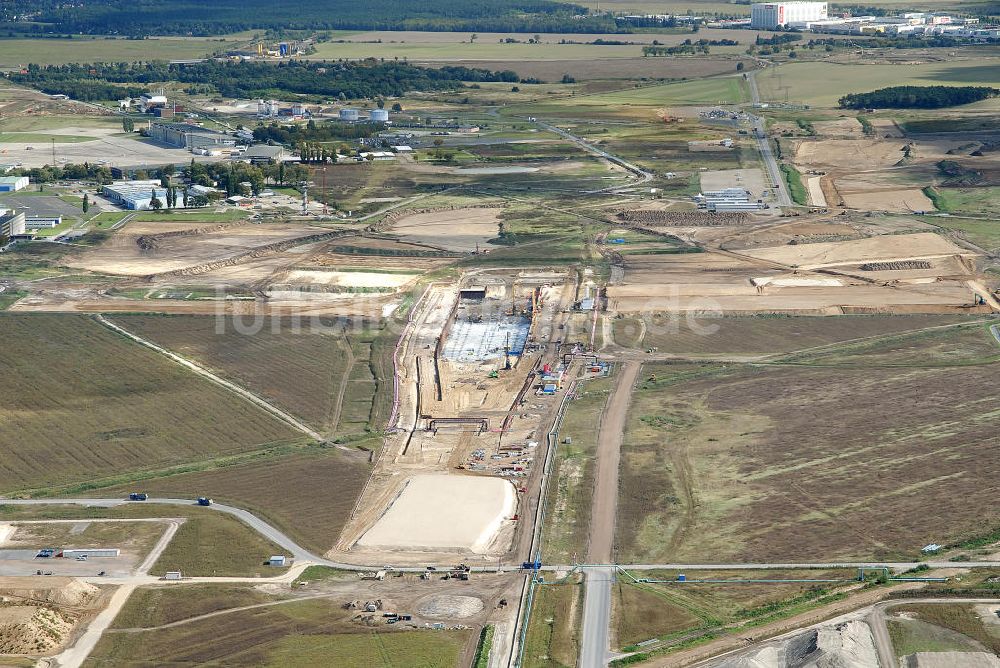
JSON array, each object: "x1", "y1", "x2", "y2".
[
  {"x1": 746, "y1": 72, "x2": 793, "y2": 208},
  {"x1": 580, "y1": 567, "x2": 615, "y2": 668},
  {"x1": 533, "y1": 120, "x2": 653, "y2": 192}
]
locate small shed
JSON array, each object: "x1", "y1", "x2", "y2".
[{"x1": 268, "y1": 555, "x2": 287, "y2": 567}]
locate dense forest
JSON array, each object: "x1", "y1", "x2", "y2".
[
  {"x1": 0, "y1": 0, "x2": 620, "y2": 36},
  {"x1": 839, "y1": 85, "x2": 1000, "y2": 109},
  {"x1": 9, "y1": 60, "x2": 522, "y2": 101}
]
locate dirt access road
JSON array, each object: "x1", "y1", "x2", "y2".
[
  {"x1": 587, "y1": 360, "x2": 640, "y2": 564},
  {"x1": 580, "y1": 361, "x2": 641, "y2": 668}
]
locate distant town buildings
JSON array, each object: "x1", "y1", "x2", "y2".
[{"x1": 751, "y1": 2, "x2": 828, "y2": 29}]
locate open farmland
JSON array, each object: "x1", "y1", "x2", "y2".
[
  {"x1": 612, "y1": 569, "x2": 856, "y2": 650},
  {"x1": 616, "y1": 323, "x2": 1000, "y2": 564},
  {"x1": 608, "y1": 314, "x2": 975, "y2": 355},
  {"x1": 0, "y1": 36, "x2": 247, "y2": 68},
  {"x1": 0, "y1": 314, "x2": 300, "y2": 494},
  {"x1": 757, "y1": 59, "x2": 1000, "y2": 108},
  {"x1": 110, "y1": 315, "x2": 390, "y2": 437},
  {"x1": 86, "y1": 597, "x2": 471, "y2": 667},
  {"x1": 506, "y1": 77, "x2": 749, "y2": 121},
  {"x1": 99, "y1": 448, "x2": 373, "y2": 554}
]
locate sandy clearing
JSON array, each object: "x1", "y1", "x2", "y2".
[
  {"x1": 738, "y1": 233, "x2": 972, "y2": 269},
  {"x1": 841, "y1": 188, "x2": 935, "y2": 213},
  {"x1": 904, "y1": 653, "x2": 1000, "y2": 668},
  {"x1": 356, "y1": 474, "x2": 516, "y2": 554},
  {"x1": 753, "y1": 276, "x2": 843, "y2": 287},
  {"x1": 795, "y1": 139, "x2": 905, "y2": 171},
  {"x1": 700, "y1": 168, "x2": 768, "y2": 195},
  {"x1": 284, "y1": 269, "x2": 418, "y2": 288},
  {"x1": 388, "y1": 207, "x2": 502, "y2": 253},
  {"x1": 813, "y1": 118, "x2": 863, "y2": 137},
  {"x1": 0, "y1": 524, "x2": 12, "y2": 546},
  {"x1": 806, "y1": 176, "x2": 827, "y2": 207}
]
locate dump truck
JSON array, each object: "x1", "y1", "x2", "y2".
[{"x1": 197, "y1": 497, "x2": 213, "y2": 506}]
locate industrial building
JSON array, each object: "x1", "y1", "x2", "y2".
[
  {"x1": 101, "y1": 180, "x2": 171, "y2": 210},
  {"x1": 149, "y1": 122, "x2": 236, "y2": 152},
  {"x1": 0, "y1": 209, "x2": 26, "y2": 237},
  {"x1": 25, "y1": 216, "x2": 61, "y2": 230},
  {"x1": 0, "y1": 176, "x2": 29, "y2": 192},
  {"x1": 693, "y1": 187, "x2": 767, "y2": 211},
  {"x1": 750, "y1": 2, "x2": 827, "y2": 28}
]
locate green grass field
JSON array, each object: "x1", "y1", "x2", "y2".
[
  {"x1": 88, "y1": 596, "x2": 470, "y2": 667},
  {"x1": 507, "y1": 77, "x2": 748, "y2": 120},
  {"x1": 0, "y1": 36, "x2": 246, "y2": 68},
  {"x1": 522, "y1": 578, "x2": 584, "y2": 668},
  {"x1": 110, "y1": 585, "x2": 281, "y2": 629},
  {"x1": 0, "y1": 132, "x2": 93, "y2": 143},
  {"x1": 757, "y1": 59, "x2": 1000, "y2": 108},
  {"x1": 0, "y1": 314, "x2": 301, "y2": 494}
]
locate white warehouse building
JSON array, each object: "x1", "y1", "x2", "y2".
[{"x1": 751, "y1": 2, "x2": 827, "y2": 28}]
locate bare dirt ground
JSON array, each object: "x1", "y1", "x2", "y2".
[
  {"x1": 605, "y1": 232, "x2": 986, "y2": 314},
  {"x1": 64, "y1": 223, "x2": 331, "y2": 276},
  {"x1": 0, "y1": 577, "x2": 105, "y2": 656},
  {"x1": 700, "y1": 169, "x2": 768, "y2": 195},
  {"x1": 813, "y1": 118, "x2": 864, "y2": 138},
  {"x1": 386, "y1": 208, "x2": 502, "y2": 253},
  {"x1": 738, "y1": 232, "x2": 973, "y2": 269}
]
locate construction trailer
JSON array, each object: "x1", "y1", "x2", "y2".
[{"x1": 58, "y1": 548, "x2": 120, "y2": 558}]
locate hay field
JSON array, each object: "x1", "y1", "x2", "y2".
[
  {"x1": 609, "y1": 314, "x2": 974, "y2": 354},
  {"x1": 0, "y1": 36, "x2": 244, "y2": 68},
  {"x1": 100, "y1": 448, "x2": 371, "y2": 553},
  {"x1": 616, "y1": 325, "x2": 1000, "y2": 563},
  {"x1": 0, "y1": 314, "x2": 299, "y2": 494},
  {"x1": 111, "y1": 315, "x2": 388, "y2": 436},
  {"x1": 757, "y1": 59, "x2": 1000, "y2": 108},
  {"x1": 87, "y1": 597, "x2": 470, "y2": 666}
]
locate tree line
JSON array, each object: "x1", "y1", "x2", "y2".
[
  {"x1": 839, "y1": 85, "x2": 1000, "y2": 109},
  {"x1": 9, "y1": 59, "x2": 523, "y2": 102},
  {"x1": 0, "y1": 0, "x2": 621, "y2": 36}
]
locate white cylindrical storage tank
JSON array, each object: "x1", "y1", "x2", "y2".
[
  {"x1": 369, "y1": 108, "x2": 389, "y2": 122},
  {"x1": 340, "y1": 108, "x2": 359, "y2": 121}
]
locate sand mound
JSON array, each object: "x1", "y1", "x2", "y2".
[
  {"x1": 904, "y1": 652, "x2": 1000, "y2": 668},
  {"x1": 416, "y1": 594, "x2": 485, "y2": 619},
  {"x1": 720, "y1": 620, "x2": 878, "y2": 668},
  {"x1": 0, "y1": 577, "x2": 99, "y2": 607},
  {"x1": 0, "y1": 605, "x2": 73, "y2": 654},
  {"x1": 785, "y1": 621, "x2": 879, "y2": 667},
  {"x1": 0, "y1": 524, "x2": 12, "y2": 546}
]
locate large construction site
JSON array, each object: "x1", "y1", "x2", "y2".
[{"x1": 339, "y1": 268, "x2": 583, "y2": 564}]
